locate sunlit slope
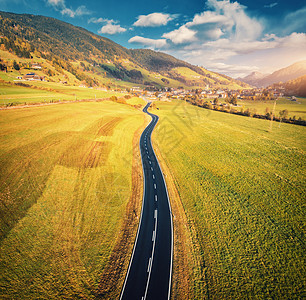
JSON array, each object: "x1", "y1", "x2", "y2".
[
  {"x1": 173, "y1": 67, "x2": 245, "y2": 89},
  {"x1": 152, "y1": 101, "x2": 305, "y2": 299},
  {"x1": 0, "y1": 101, "x2": 144, "y2": 299}
]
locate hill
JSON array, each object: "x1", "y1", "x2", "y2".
[
  {"x1": 0, "y1": 11, "x2": 248, "y2": 90},
  {"x1": 239, "y1": 61, "x2": 306, "y2": 87},
  {"x1": 273, "y1": 75, "x2": 306, "y2": 97}
]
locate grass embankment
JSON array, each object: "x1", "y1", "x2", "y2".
[
  {"x1": 151, "y1": 100, "x2": 305, "y2": 299},
  {"x1": 0, "y1": 101, "x2": 146, "y2": 299}
]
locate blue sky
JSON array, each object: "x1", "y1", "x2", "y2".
[{"x1": 1, "y1": 0, "x2": 306, "y2": 77}]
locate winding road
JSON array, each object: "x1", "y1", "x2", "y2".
[{"x1": 120, "y1": 102, "x2": 173, "y2": 300}]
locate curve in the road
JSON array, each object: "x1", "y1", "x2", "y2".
[{"x1": 120, "y1": 102, "x2": 173, "y2": 300}]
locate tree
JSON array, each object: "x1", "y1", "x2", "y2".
[
  {"x1": 13, "y1": 60, "x2": 20, "y2": 71},
  {"x1": 0, "y1": 63, "x2": 7, "y2": 72},
  {"x1": 265, "y1": 107, "x2": 272, "y2": 119},
  {"x1": 230, "y1": 95, "x2": 237, "y2": 105},
  {"x1": 279, "y1": 109, "x2": 288, "y2": 120},
  {"x1": 110, "y1": 96, "x2": 118, "y2": 102}
]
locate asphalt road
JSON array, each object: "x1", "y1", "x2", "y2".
[{"x1": 120, "y1": 102, "x2": 173, "y2": 300}]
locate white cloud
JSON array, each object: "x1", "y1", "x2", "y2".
[
  {"x1": 47, "y1": 0, "x2": 63, "y2": 5},
  {"x1": 61, "y1": 8, "x2": 75, "y2": 17},
  {"x1": 47, "y1": 0, "x2": 65, "y2": 8},
  {"x1": 199, "y1": 27, "x2": 224, "y2": 40},
  {"x1": 190, "y1": 10, "x2": 229, "y2": 26},
  {"x1": 205, "y1": 0, "x2": 262, "y2": 41},
  {"x1": 129, "y1": 36, "x2": 167, "y2": 48},
  {"x1": 162, "y1": 0, "x2": 263, "y2": 45},
  {"x1": 264, "y1": 3, "x2": 278, "y2": 8},
  {"x1": 98, "y1": 20, "x2": 126, "y2": 35},
  {"x1": 203, "y1": 38, "x2": 277, "y2": 54},
  {"x1": 162, "y1": 0, "x2": 262, "y2": 47},
  {"x1": 284, "y1": 6, "x2": 306, "y2": 34},
  {"x1": 89, "y1": 17, "x2": 127, "y2": 35},
  {"x1": 159, "y1": 0, "x2": 275, "y2": 76},
  {"x1": 157, "y1": 1, "x2": 306, "y2": 77},
  {"x1": 47, "y1": 0, "x2": 90, "y2": 18},
  {"x1": 180, "y1": 32, "x2": 306, "y2": 77},
  {"x1": 163, "y1": 25, "x2": 197, "y2": 44},
  {"x1": 134, "y1": 13, "x2": 175, "y2": 27},
  {"x1": 61, "y1": 6, "x2": 91, "y2": 18},
  {"x1": 88, "y1": 17, "x2": 109, "y2": 24},
  {"x1": 276, "y1": 32, "x2": 306, "y2": 48}
]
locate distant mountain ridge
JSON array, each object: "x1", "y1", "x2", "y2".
[
  {"x1": 0, "y1": 11, "x2": 248, "y2": 89},
  {"x1": 239, "y1": 61, "x2": 306, "y2": 87},
  {"x1": 237, "y1": 71, "x2": 268, "y2": 87}
]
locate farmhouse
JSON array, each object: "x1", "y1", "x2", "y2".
[
  {"x1": 23, "y1": 73, "x2": 45, "y2": 81},
  {"x1": 31, "y1": 63, "x2": 42, "y2": 69}
]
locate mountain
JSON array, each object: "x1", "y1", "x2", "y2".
[
  {"x1": 260, "y1": 61, "x2": 306, "y2": 87},
  {"x1": 237, "y1": 71, "x2": 268, "y2": 87},
  {"x1": 0, "y1": 11, "x2": 248, "y2": 90},
  {"x1": 239, "y1": 61, "x2": 306, "y2": 87}
]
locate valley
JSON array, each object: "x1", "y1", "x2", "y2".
[{"x1": 0, "y1": 8, "x2": 305, "y2": 300}]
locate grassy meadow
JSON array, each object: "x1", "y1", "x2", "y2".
[
  {"x1": 237, "y1": 97, "x2": 306, "y2": 119},
  {"x1": 0, "y1": 101, "x2": 145, "y2": 299},
  {"x1": 0, "y1": 81, "x2": 125, "y2": 106},
  {"x1": 151, "y1": 100, "x2": 305, "y2": 299}
]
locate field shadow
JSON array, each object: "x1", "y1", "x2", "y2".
[{"x1": 0, "y1": 128, "x2": 114, "y2": 243}]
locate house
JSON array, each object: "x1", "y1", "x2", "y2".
[
  {"x1": 291, "y1": 96, "x2": 297, "y2": 101},
  {"x1": 273, "y1": 92, "x2": 284, "y2": 98},
  {"x1": 31, "y1": 63, "x2": 42, "y2": 69},
  {"x1": 23, "y1": 73, "x2": 45, "y2": 81},
  {"x1": 131, "y1": 87, "x2": 143, "y2": 92}
]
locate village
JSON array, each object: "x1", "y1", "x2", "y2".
[
  {"x1": 129, "y1": 85, "x2": 287, "y2": 103},
  {"x1": 11, "y1": 62, "x2": 291, "y2": 104}
]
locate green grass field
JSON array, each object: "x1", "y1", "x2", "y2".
[
  {"x1": 125, "y1": 96, "x2": 146, "y2": 106},
  {"x1": 0, "y1": 82, "x2": 125, "y2": 105},
  {"x1": 237, "y1": 97, "x2": 306, "y2": 119},
  {"x1": 152, "y1": 100, "x2": 305, "y2": 299},
  {"x1": 0, "y1": 101, "x2": 144, "y2": 299}
]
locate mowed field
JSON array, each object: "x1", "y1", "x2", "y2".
[
  {"x1": 0, "y1": 101, "x2": 145, "y2": 299},
  {"x1": 152, "y1": 100, "x2": 305, "y2": 299}
]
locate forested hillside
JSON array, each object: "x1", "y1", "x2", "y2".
[
  {"x1": 275, "y1": 75, "x2": 306, "y2": 97},
  {"x1": 0, "y1": 11, "x2": 248, "y2": 89}
]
